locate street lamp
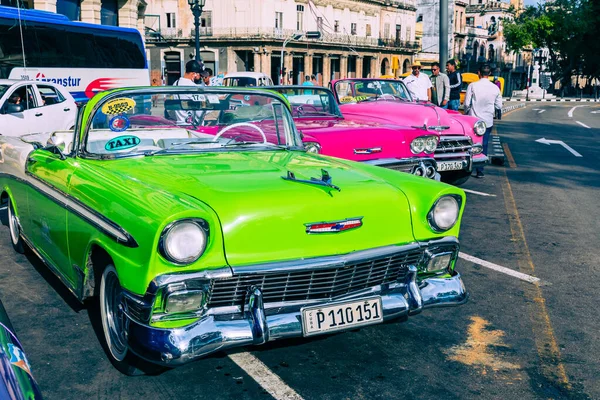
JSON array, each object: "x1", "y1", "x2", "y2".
[
  {"x1": 279, "y1": 31, "x2": 321, "y2": 85},
  {"x1": 188, "y1": 0, "x2": 206, "y2": 62}
]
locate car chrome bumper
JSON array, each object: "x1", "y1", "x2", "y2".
[
  {"x1": 472, "y1": 153, "x2": 488, "y2": 167},
  {"x1": 362, "y1": 157, "x2": 438, "y2": 179},
  {"x1": 126, "y1": 270, "x2": 467, "y2": 366}
]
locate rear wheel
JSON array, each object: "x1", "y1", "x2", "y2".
[
  {"x1": 441, "y1": 170, "x2": 471, "y2": 186},
  {"x1": 7, "y1": 199, "x2": 25, "y2": 253}
]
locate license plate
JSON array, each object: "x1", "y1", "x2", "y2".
[
  {"x1": 437, "y1": 160, "x2": 465, "y2": 171},
  {"x1": 301, "y1": 297, "x2": 383, "y2": 337}
]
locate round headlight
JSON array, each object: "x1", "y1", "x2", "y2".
[
  {"x1": 424, "y1": 136, "x2": 438, "y2": 153},
  {"x1": 161, "y1": 220, "x2": 207, "y2": 264},
  {"x1": 410, "y1": 137, "x2": 426, "y2": 154},
  {"x1": 474, "y1": 120, "x2": 487, "y2": 136},
  {"x1": 304, "y1": 142, "x2": 321, "y2": 154},
  {"x1": 428, "y1": 196, "x2": 460, "y2": 232}
]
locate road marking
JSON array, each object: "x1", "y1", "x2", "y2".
[
  {"x1": 575, "y1": 120, "x2": 591, "y2": 129},
  {"x1": 501, "y1": 106, "x2": 526, "y2": 118},
  {"x1": 502, "y1": 143, "x2": 517, "y2": 168},
  {"x1": 462, "y1": 189, "x2": 497, "y2": 197},
  {"x1": 532, "y1": 109, "x2": 545, "y2": 114},
  {"x1": 535, "y1": 138, "x2": 582, "y2": 157},
  {"x1": 459, "y1": 252, "x2": 540, "y2": 284},
  {"x1": 228, "y1": 352, "x2": 304, "y2": 400},
  {"x1": 567, "y1": 105, "x2": 586, "y2": 117},
  {"x1": 501, "y1": 169, "x2": 571, "y2": 390}
]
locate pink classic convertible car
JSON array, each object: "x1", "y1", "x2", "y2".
[
  {"x1": 272, "y1": 86, "x2": 439, "y2": 179},
  {"x1": 331, "y1": 78, "x2": 487, "y2": 185}
]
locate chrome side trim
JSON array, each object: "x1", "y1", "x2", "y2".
[{"x1": 23, "y1": 171, "x2": 138, "y2": 247}]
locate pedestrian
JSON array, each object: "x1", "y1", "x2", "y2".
[
  {"x1": 302, "y1": 75, "x2": 314, "y2": 87},
  {"x1": 203, "y1": 68, "x2": 213, "y2": 86},
  {"x1": 430, "y1": 62, "x2": 450, "y2": 108},
  {"x1": 171, "y1": 60, "x2": 209, "y2": 123},
  {"x1": 151, "y1": 78, "x2": 160, "y2": 107},
  {"x1": 464, "y1": 63, "x2": 502, "y2": 179},
  {"x1": 311, "y1": 74, "x2": 318, "y2": 85},
  {"x1": 446, "y1": 59, "x2": 462, "y2": 111},
  {"x1": 493, "y1": 76, "x2": 502, "y2": 119},
  {"x1": 403, "y1": 61, "x2": 431, "y2": 102}
]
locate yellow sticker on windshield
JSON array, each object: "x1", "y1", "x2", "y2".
[{"x1": 101, "y1": 98, "x2": 136, "y2": 115}]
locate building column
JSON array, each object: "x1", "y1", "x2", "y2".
[
  {"x1": 80, "y1": 0, "x2": 101, "y2": 24},
  {"x1": 261, "y1": 51, "x2": 271, "y2": 75},
  {"x1": 304, "y1": 52, "x2": 313, "y2": 80},
  {"x1": 356, "y1": 56, "x2": 364, "y2": 79},
  {"x1": 253, "y1": 51, "x2": 261, "y2": 73},
  {"x1": 340, "y1": 54, "x2": 348, "y2": 79},
  {"x1": 34, "y1": 0, "x2": 57, "y2": 12},
  {"x1": 323, "y1": 55, "x2": 332, "y2": 87},
  {"x1": 227, "y1": 48, "x2": 237, "y2": 74},
  {"x1": 370, "y1": 56, "x2": 377, "y2": 78},
  {"x1": 284, "y1": 51, "x2": 293, "y2": 84}
]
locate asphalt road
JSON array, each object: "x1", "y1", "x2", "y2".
[{"x1": 0, "y1": 103, "x2": 597, "y2": 399}]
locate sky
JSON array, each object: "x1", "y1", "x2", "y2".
[{"x1": 524, "y1": 0, "x2": 540, "y2": 5}]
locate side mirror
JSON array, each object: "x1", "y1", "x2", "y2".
[
  {"x1": 44, "y1": 135, "x2": 66, "y2": 160},
  {"x1": 5, "y1": 103, "x2": 24, "y2": 114}
]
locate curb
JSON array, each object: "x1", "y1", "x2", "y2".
[
  {"x1": 503, "y1": 98, "x2": 599, "y2": 102},
  {"x1": 501, "y1": 103, "x2": 525, "y2": 114},
  {"x1": 488, "y1": 135, "x2": 505, "y2": 166}
]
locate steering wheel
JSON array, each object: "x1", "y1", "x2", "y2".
[
  {"x1": 212, "y1": 122, "x2": 268, "y2": 143},
  {"x1": 297, "y1": 104, "x2": 320, "y2": 115}
]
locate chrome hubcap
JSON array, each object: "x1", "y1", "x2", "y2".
[
  {"x1": 8, "y1": 202, "x2": 19, "y2": 245},
  {"x1": 101, "y1": 268, "x2": 128, "y2": 361}
]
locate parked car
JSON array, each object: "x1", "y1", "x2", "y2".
[
  {"x1": 0, "y1": 86, "x2": 468, "y2": 374},
  {"x1": 270, "y1": 86, "x2": 438, "y2": 179},
  {"x1": 0, "y1": 80, "x2": 77, "y2": 136},
  {"x1": 330, "y1": 78, "x2": 487, "y2": 185},
  {"x1": 222, "y1": 72, "x2": 274, "y2": 87},
  {"x1": 0, "y1": 298, "x2": 43, "y2": 398}
]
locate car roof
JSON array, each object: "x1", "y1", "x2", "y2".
[{"x1": 224, "y1": 72, "x2": 270, "y2": 78}]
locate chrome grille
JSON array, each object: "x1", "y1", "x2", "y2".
[
  {"x1": 207, "y1": 249, "x2": 423, "y2": 308},
  {"x1": 382, "y1": 163, "x2": 414, "y2": 173},
  {"x1": 435, "y1": 136, "x2": 472, "y2": 154}
]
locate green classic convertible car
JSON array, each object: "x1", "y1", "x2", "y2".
[{"x1": 0, "y1": 87, "x2": 467, "y2": 374}]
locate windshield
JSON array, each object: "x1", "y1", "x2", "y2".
[
  {"x1": 0, "y1": 84, "x2": 8, "y2": 98},
  {"x1": 223, "y1": 77, "x2": 270, "y2": 87},
  {"x1": 85, "y1": 88, "x2": 302, "y2": 157},
  {"x1": 275, "y1": 87, "x2": 342, "y2": 118},
  {"x1": 334, "y1": 80, "x2": 412, "y2": 103}
]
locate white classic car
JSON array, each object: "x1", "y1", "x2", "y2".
[{"x1": 0, "y1": 79, "x2": 77, "y2": 136}]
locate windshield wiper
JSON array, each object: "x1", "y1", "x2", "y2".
[
  {"x1": 145, "y1": 140, "x2": 215, "y2": 156},
  {"x1": 282, "y1": 169, "x2": 341, "y2": 192}
]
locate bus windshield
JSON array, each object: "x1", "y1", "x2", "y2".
[{"x1": 0, "y1": 5, "x2": 148, "y2": 102}]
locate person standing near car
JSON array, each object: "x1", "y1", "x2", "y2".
[
  {"x1": 430, "y1": 62, "x2": 450, "y2": 108},
  {"x1": 171, "y1": 60, "x2": 209, "y2": 123},
  {"x1": 464, "y1": 63, "x2": 502, "y2": 178},
  {"x1": 403, "y1": 61, "x2": 431, "y2": 102},
  {"x1": 446, "y1": 59, "x2": 462, "y2": 111}
]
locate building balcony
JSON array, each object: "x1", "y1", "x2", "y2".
[
  {"x1": 145, "y1": 27, "x2": 420, "y2": 52},
  {"x1": 466, "y1": 26, "x2": 489, "y2": 38}
]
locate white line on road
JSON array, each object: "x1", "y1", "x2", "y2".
[
  {"x1": 532, "y1": 109, "x2": 545, "y2": 114},
  {"x1": 228, "y1": 352, "x2": 304, "y2": 400},
  {"x1": 535, "y1": 138, "x2": 583, "y2": 157},
  {"x1": 575, "y1": 121, "x2": 591, "y2": 129},
  {"x1": 462, "y1": 188, "x2": 497, "y2": 197},
  {"x1": 568, "y1": 105, "x2": 586, "y2": 117},
  {"x1": 459, "y1": 252, "x2": 541, "y2": 284}
]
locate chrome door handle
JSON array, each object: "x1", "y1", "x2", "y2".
[
  {"x1": 35, "y1": 113, "x2": 43, "y2": 117},
  {"x1": 64, "y1": 108, "x2": 70, "y2": 112}
]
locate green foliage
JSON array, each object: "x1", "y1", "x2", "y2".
[{"x1": 502, "y1": 0, "x2": 599, "y2": 81}]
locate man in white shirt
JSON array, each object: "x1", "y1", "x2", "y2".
[
  {"x1": 171, "y1": 60, "x2": 210, "y2": 124},
  {"x1": 464, "y1": 63, "x2": 502, "y2": 178},
  {"x1": 403, "y1": 61, "x2": 432, "y2": 102}
]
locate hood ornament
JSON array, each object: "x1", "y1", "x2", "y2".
[
  {"x1": 305, "y1": 217, "x2": 363, "y2": 234},
  {"x1": 411, "y1": 124, "x2": 450, "y2": 131},
  {"x1": 282, "y1": 169, "x2": 341, "y2": 192},
  {"x1": 354, "y1": 147, "x2": 382, "y2": 155}
]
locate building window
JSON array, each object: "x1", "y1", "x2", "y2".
[
  {"x1": 317, "y1": 17, "x2": 323, "y2": 31},
  {"x1": 297, "y1": 5, "x2": 304, "y2": 31},
  {"x1": 366, "y1": 23, "x2": 371, "y2": 36},
  {"x1": 201, "y1": 10, "x2": 212, "y2": 34},
  {"x1": 384, "y1": 23, "x2": 390, "y2": 39},
  {"x1": 100, "y1": 0, "x2": 118, "y2": 26},
  {"x1": 334, "y1": 20, "x2": 339, "y2": 33},
  {"x1": 466, "y1": 17, "x2": 474, "y2": 27},
  {"x1": 57, "y1": 0, "x2": 80, "y2": 21},
  {"x1": 417, "y1": 15, "x2": 423, "y2": 22},
  {"x1": 395, "y1": 24, "x2": 401, "y2": 41},
  {"x1": 351, "y1": 23, "x2": 357, "y2": 35},
  {"x1": 166, "y1": 12, "x2": 176, "y2": 28},
  {"x1": 275, "y1": 12, "x2": 283, "y2": 30}
]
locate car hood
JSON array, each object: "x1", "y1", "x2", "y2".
[
  {"x1": 339, "y1": 101, "x2": 466, "y2": 136},
  {"x1": 295, "y1": 118, "x2": 428, "y2": 160},
  {"x1": 110, "y1": 151, "x2": 417, "y2": 266}
]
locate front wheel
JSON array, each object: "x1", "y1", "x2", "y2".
[
  {"x1": 97, "y1": 265, "x2": 146, "y2": 375},
  {"x1": 440, "y1": 170, "x2": 471, "y2": 186},
  {"x1": 7, "y1": 199, "x2": 25, "y2": 253}
]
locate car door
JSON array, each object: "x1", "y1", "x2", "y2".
[
  {"x1": 0, "y1": 84, "x2": 36, "y2": 136},
  {"x1": 34, "y1": 84, "x2": 77, "y2": 132},
  {"x1": 25, "y1": 145, "x2": 79, "y2": 287}
]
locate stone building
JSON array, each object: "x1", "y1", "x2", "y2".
[{"x1": 144, "y1": 0, "x2": 419, "y2": 86}]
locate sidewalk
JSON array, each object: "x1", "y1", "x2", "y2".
[{"x1": 503, "y1": 97, "x2": 599, "y2": 102}]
